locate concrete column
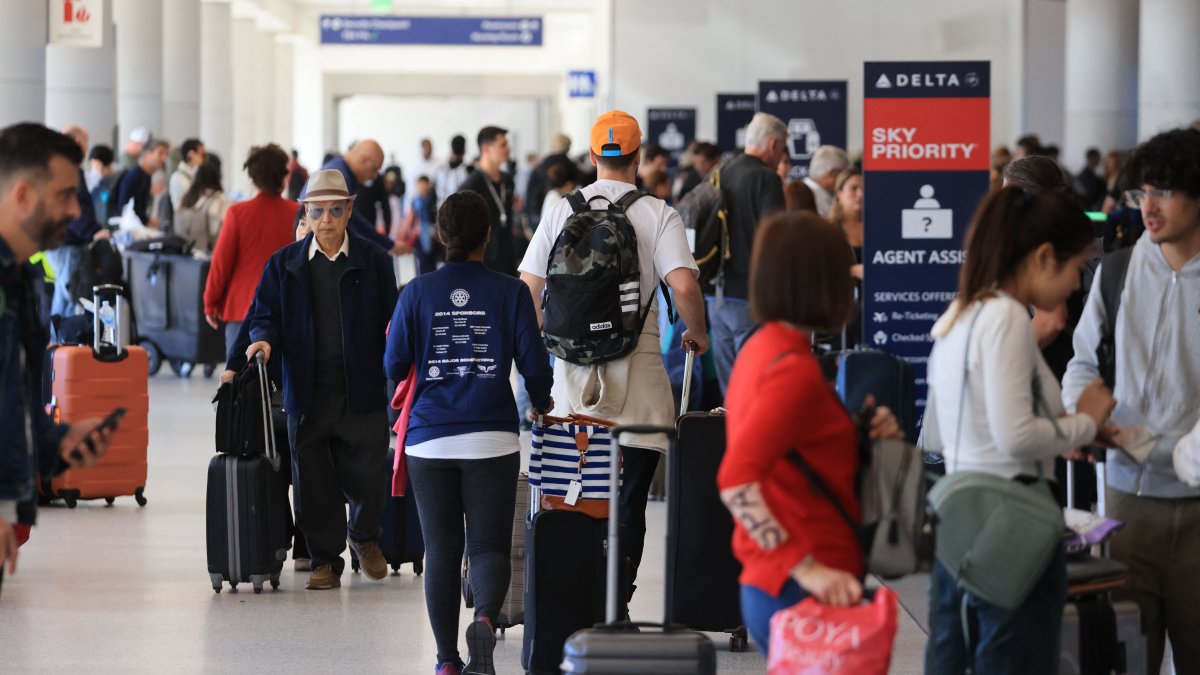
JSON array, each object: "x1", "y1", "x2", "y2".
[
  {"x1": 273, "y1": 40, "x2": 294, "y2": 152},
  {"x1": 1064, "y1": 0, "x2": 1139, "y2": 170},
  {"x1": 0, "y1": 2, "x2": 47, "y2": 126},
  {"x1": 1138, "y1": 0, "x2": 1200, "y2": 139},
  {"x1": 46, "y1": 0, "x2": 117, "y2": 144},
  {"x1": 229, "y1": 15, "x2": 256, "y2": 195},
  {"x1": 114, "y1": 0, "x2": 163, "y2": 145},
  {"x1": 200, "y1": 1, "x2": 233, "y2": 188},
  {"x1": 253, "y1": 28, "x2": 276, "y2": 147},
  {"x1": 162, "y1": 0, "x2": 201, "y2": 142}
]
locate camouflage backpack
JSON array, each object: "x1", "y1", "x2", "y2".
[{"x1": 542, "y1": 190, "x2": 666, "y2": 366}]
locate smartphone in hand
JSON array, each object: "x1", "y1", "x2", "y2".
[{"x1": 67, "y1": 407, "x2": 127, "y2": 464}]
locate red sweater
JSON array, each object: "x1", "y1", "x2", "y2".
[
  {"x1": 717, "y1": 322, "x2": 863, "y2": 595},
  {"x1": 203, "y1": 193, "x2": 299, "y2": 323}
]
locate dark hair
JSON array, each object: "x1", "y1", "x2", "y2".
[
  {"x1": 956, "y1": 186, "x2": 1094, "y2": 311},
  {"x1": 644, "y1": 170, "x2": 670, "y2": 193},
  {"x1": 88, "y1": 144, "x2": 115, "y2": 167},
  {"x1": 437, "y1": 191, "x2": 491, "y2": 262},
  {"x1": 693, "y1": 142, "x2": 720, "y2": 162},
  {"x1": 0, "y1": 123, "x2": 84, "y2": 188},
  {"x1": 243, "y1": 144, "x2": 289, "y2": 194},
  {"x1": 1002, "y1": 155, "x2": 1070, "y2": 192},
  {"x1": 828, "y1": 167, "x2": 863, "y2": 229},
  {"x1": 1126, "y1": 127, "x2": 1200, "y2": 198},
  {"x1": 642, "y1": 144, "x2": 669, "y2": 163},
  {"x1": 477, "y1": 126, "x2": 507, "y2": 150},
  {"x1": 1085, "y1": 147, "x2": 1102, "y2": 162},
  {"x1": 1044, "y1": 144, "x2": 1061, "y2": 157},
  {"x1": 450, "y1": 134, "x2": 467, "y2": 157},
  {"x1": 784, "y1": 179, "x2": 818, "y2": 213},
  {"x1": 750, "y1": 212, "x2": 855, "y2": 330},
  {"x1": 1015, "y1": 134, "x2": 1043, "y2": 155},
  {"x1": 143, "y1": 139, "x2": 170, "y2": 156},
  {"x1": 180, "y1": 161, "x2": 224, "y2": 209},
  {"x1": 416, "y1": 175, "x2": 430, "y2": 184},
  {"x1": 547, "y1": 162, "x2": 576, "y2": 190},
  {"x1": 181, "y1": 138, "x2": 204, "y2": 161},
  {"x1": 594, "y1": 150, "x2": 638, "y2": 171}
]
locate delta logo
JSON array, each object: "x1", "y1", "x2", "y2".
[{"x1": 875, "y1": 72, "x2": 980, "y2": 89}]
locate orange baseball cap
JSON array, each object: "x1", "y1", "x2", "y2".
[{"x1": 591, "y1": 110, "x2": 642, "y2": 158}]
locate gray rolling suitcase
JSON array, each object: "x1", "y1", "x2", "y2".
[{"x1": 560, "y1": 424, "x2": 717, "y2": 675}]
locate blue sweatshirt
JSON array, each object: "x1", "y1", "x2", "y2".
[{"x1": 385, "y1": 261, "x2": 553, "y2": 445}]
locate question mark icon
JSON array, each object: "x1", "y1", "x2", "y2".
[{"x1": 923, "y1": 216, "x2": 932, "y2": 232}]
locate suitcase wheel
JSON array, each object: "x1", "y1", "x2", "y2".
[
  {"x1": 105, "y1": 497, "x2": 115, "y2": 506},
  {"x1": 140, "y1": 339, "x2": 162, "y2": 376},
  {"x1": 134, "y1": 487, "x2": 147, "y2": 507},
  {"x1": 61, "y1": 490, "x2": 79, "y2": 509},
  {"x1": 730, "y1": 627, "x2": 749, "y2": 652},
  {"x1": 350, "y1": 558, "x2": 360, "y2": 574},
  {"x1": 391, "y1": 565, "x2": 400, "y2": 576},
  {"x1": 253, "y1": 584, "x2": 263, "y2": 594},
  {"x1": 203, "y1": 363, "x2": 217, "y2": 379},
  {"x1": 210, "y1": 573, "x2": 224, "y2": 593},
  {"x1": 412, "y1": 559, "x2": 424, "y2": 576},
  {"x1": 271, "y1": 576, "x2": 280, "y2": 590}
]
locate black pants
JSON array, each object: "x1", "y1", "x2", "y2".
[
  {"x1": 619, "y1": 445, "x2": 660, "y2": 596},
  {"x1": 407, "y1": 452, "x2": 520, "y2": 664},
  {"x1": 286, "y1": 389, "x2": 388, "y2": 575}
]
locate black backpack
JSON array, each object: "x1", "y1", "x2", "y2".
[
  {"x1": 68, "y1": 239, "x2": 124, "y2": 308},
  {"x1": 674, "y1": 168, "x2": 728, "y2": 294},
  {"x1": 542, "y1": 190, "x2": 667, "y2": 366},
  {"x1": 1096, "y1": 245, "x2": 1133, "y2": 388}
]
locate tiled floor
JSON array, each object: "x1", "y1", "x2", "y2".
[{"x1": 0, "y1": 376, "x2": 957, "y2": 673}]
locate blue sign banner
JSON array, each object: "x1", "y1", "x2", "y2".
[
  {"x1": 862, "y1": 61, "x2": 991, "y2": 414},
  {"x1": 568, "y1": 70, "x2": 596, "y2": 99},
  {"x1": 716, "y1": 94, "x2": 756, "y2": 156},
  {"x1": 646, "y1": 108, "x2": 696, "y2": 170},
  {"x1": 757, "y1": 81, "x2": 847, "y2": 180},
  {"x1": 320, "y1": 15, "x2": 542, "y2": 46}
]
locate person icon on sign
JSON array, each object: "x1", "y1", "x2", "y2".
[{"x1": 913, "y1": 184, "x2": 940, "y2": 208}]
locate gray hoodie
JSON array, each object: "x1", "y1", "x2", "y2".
[{"x1": 1063, "y1": 233, "x2": 1200, "y2": 498}]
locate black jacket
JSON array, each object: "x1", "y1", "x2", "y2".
[{"x1": 718, "y1": 153, "x2": 785, "y2": 300}]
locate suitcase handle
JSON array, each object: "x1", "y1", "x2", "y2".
[
  {"x1": 678, "y1": 343, "x2": 696, "y2": 418},
  {"x1": 255, "y1": 352, "x2": 281, "y2": 472}
]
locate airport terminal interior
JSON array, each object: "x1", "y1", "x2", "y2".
[{"x1": 2, "y1": 0, "x2": 1199, "y2": 673}]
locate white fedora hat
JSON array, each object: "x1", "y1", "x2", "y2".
[{"x1": 301, "y1": 169, "x2": 357, "y2": 203}]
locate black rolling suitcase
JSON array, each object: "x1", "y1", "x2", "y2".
[
  {"x1": 561, "y1": 424, "x2": 717, "y2": 675},
  {"x1": 669, "y1": 348, "x2": 747, "y2": 650},
  {"x1": 352, "y1": 448, "x2": 425, "y2": 575},
  {"x1": 206, "y1": 353, "x2": 290, "y2": 593},
  {"x1": 124, "y1": 249, "x2": 225, "y2": 377}
]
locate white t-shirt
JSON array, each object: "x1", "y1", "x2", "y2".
[
  {"x1": 519, "y1": 178, "x2": 698, "y2": 303},
  {"x1": 405, "y1": 430, "x2": 520, "y2": 460}
]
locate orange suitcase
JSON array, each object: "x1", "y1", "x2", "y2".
[{"x1": 42, "y1": 345, "x2": 149, "y2": 508}]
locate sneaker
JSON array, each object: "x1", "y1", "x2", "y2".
[
  {"x1": 306, "y1": 564, "x2": 341, "y2": 590},
  {"x1": 294, "y1": 557, "x2": 312, "y2": 572},
  {"x1": 434, "y1": 659, "x2": 463, "y2": 675},
  {"x1": 348, "y1": 539, "x2": 388, "y2": 580},
  {"x1": 462, "y1": 618, "x2": 496, "y2": 674}
]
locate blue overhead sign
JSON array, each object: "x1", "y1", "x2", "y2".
[
  {"x1": 716, "y1": 93, "x2": 756, "y2": 156},
  {"x1": 757, "y1": 81, "x2": 847, "y2": 180},
  {"x1": 568, "y1": 70, "x2": 596, "y2": 99},
  {"x1": 646, "y1": 108, "x2": 696, "y2": 170},
  {"x1": 320, "y1": 15, "x2": 543, "y2": 46}
]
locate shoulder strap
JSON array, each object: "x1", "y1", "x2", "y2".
[
  {"x1": 1097, "y1": 246, "x2": 1133, "y2": 388},
  {"x1": 786, "y1": 449, "x2": 858, "y2": 535},
  {"x1": 615, "y1": 189, "x2": 648, "y2": 211},
  {"x1": 565, "y1": 190, "x2": 589, "y2": 214}
]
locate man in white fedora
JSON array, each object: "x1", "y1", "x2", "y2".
[{"x1": 246, "y1": 169, "x2": 399, "y2": 590}]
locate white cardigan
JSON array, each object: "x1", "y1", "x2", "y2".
[{"x1": 923, "y1": 295, "x2": 1096, "y2": 479}]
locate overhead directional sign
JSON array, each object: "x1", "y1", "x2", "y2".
[
  {"x1": 757, "y1": 81, "x2": 847, "y2": 179},
  {"x1": 320, "y1": 15, "x2": 543, "y2": 46},
  {"x1": 568, "y1": 70, "x2": 596, "y2": 99}
]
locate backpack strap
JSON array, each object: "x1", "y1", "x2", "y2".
[
  {"x1": 565, "y1": 190, "x2": 590, "y2": 214},
  {"x1": 614, "y1": 189, "x2": 648, "y2": 211},
  {"x1": 1096, "y1": 246, "x2": 1133, "y2": 389}
]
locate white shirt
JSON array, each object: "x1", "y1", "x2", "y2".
[
  {"x1": 804, "y1": 176, "x2": 835, "y2": 217},
  {"x1": 540, "y1": 189, "x2": 565, "y2": 224},
  {"x1": 1174, "y1": 422, "x2": 1200, "y2": 487},
  {"x1": 923, "y1": 295, "x2": 1096, "y2": 479},
  {"x1": 405, "y1": 430, "x2": 520, "y2": 460},
  {"x1": 169, "y1": 164, "x2": 197, "y2": 211},
  {"x1": 520, "y1": 178, "x2": 698, "y2": 304},
  {"x1": 308, "y1": 232, "x2": 350, "y2": 261}
]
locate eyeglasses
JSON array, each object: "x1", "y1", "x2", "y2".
[
  {"x1": 305, "y1": 204, "x2": 347, "y2": 220},
  {"x1": 1123, "y1": 188, "x2": 1173, "y2": 209}
]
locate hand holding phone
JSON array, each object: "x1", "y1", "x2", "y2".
[{"x1": 60, "y1": 407, "x2": 125, "y2": 469}]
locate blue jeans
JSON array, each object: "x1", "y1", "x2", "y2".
[
  {"x1": 706, "y1": 296, "x2": 758, "y2": 397},
  {"x1": 44, "y1": 245, "x2": 82, "y2": 318},
  {"x1": 925, "y1": 546, "x2": 1067, "y2": 674},
  {"x1": 741, "y1": 579, "x2": 809, "y2": 656},
  {"x1": 224, "y1": 321, "x2": 242, "y2": 361}
]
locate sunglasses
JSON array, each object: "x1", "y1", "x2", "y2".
[
  {"x1": 1123, "y1": 188, "x2": 1173, "y2": 209},
  {"x1": 305, "y1": 203, "x2": 347, "y2": 220}
]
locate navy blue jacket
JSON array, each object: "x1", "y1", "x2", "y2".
[
  {"x1": 247, "y1": 232, "x2": 398, "y2": 416},
  {"x1": 115, "y1": 164, "x2": 152, "y2": 224},
  {"x1": 65, "y1": 167, "x2": 102, "y2": 245},
  {"x1": 385, "y1": 261, "x2": 553, "y2": 445},
  {"x1": 0, "y1": 238, "x2": 69, "y2": 513},
  {"x1": 299, "y1": 156, "x2": 395, "y2": 252}
]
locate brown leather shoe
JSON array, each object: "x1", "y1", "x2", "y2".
[
  {"x1": 306, "y1": 564, "x2": 341, "y2": 590},
  {"x1": 349, "y1": 539, "x2": 388, "y2": 580}
]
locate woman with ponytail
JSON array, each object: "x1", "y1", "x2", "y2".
[
  {"x1": 384, "y1": 191, "x2": 552, "y2": 675},
  {"x1": 922, "y1": 186, "x2": 1116, "y2": 673}
]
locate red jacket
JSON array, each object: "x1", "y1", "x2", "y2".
[
  {"x1": 203, "y1": 192, "x2": 299, "y2": 323},
  {"x1": 717, "y1": 322, "x2": 863, "y2": 595}
]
